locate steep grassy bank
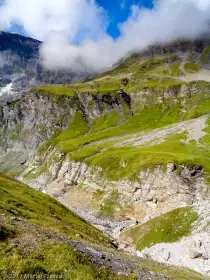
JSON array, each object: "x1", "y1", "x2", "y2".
[
  {"x1": 0, "y1": 174, "x2": 111, "y2": 245},
  {"x1": 0, "y1": 175, "x2": 207, "y2": 280}
]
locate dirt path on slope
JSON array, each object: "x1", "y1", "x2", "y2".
[
  {"x1": 181, "y1": 69, "x2": 210, "y2": 82},
  {"x1": 118, "y1": 114, "x2": 209, "y2": 147}
]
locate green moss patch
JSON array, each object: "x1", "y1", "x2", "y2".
[
  {"x1": 56, "y1": 111, "x2": 89, "y2": 142},
  {"x1": 99, "y1": 190, "x2": 120, "y2": 219},
  {"x1": 54, "y1": 102, "x2": 183, "y2": 155},
  {"x1": 200, "y1": 46, "x2": 210, "y2": 64},
  {"x1": 170, "y1": 62, "x2": 183, "y2": 76},
  {"x1": 32, "y1": 84, "x2": 75, "y2": 96},
  {"x1": 128, "y1": 77, "x2": 184, "y2": 91},
  {"x1": 32, "y1": 79, "x2": 122, "y2": 97},
  {"x1": 184, "y1": 63, "x2": 201, "y2": 73},
  {"x1": 121, "y1": 207, "x2": 198, "y2": 251},
  {"x1": 92, "y1": 111, "x2": 121, "y2": 133},
  {"x1": 8, "y1": 125, "x2": 24, "y2": 141}
]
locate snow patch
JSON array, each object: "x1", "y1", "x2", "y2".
[{"x1": 0, "y1": 82, "x2": 13, "y2": 96}]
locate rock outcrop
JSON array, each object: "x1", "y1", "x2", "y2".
[{"x1": 21, "y1": 153, "x2": 209, "y2": 223}]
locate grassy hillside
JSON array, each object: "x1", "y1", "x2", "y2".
[
  {"x1": 33, "y1": 91, "x2": 210, "y2": 183},
  {"x1": 26, "y1": 48, "x2": 210, "y2": 184},
  {"x1": 0, "y1": 175, "x2": 207, "y2": 280},
  {"x1": 0, "y1": 175, "x2": 127, "y2": 279},
  {"x1": 0, "y1": 174, "x2": 110, "y2": 245}
]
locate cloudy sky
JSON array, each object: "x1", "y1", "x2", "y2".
[
  {"x1": 0, "y1": 0, "x2": 210, "y2": 71},
  {"x1": 0, "y1": 0, "x2": 153, "y2": 41}
]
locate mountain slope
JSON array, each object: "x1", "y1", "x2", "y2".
[
  {"x1": 2, "y1": 38, "x2": 210, "y2": 276},
  {"x1": 1, "y1": 174, "x2": 204, "y2": 280}
]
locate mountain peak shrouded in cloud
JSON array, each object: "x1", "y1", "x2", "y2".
[{"x1": 0, "y1": 0, "x2": 210, "y2": 72}]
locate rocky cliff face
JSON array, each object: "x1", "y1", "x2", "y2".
[{"x1": 0, "y1": 88, "x2": 131, "y2": 175}]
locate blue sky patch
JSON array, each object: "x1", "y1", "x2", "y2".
[{"x1": 96, "y1": 0, "x2": 153, "y2": 38}]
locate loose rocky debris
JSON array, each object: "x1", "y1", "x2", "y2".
[
  {"x1": 69, "y1": 240, "x2": 169, "y2": 280},
  {"x1": 180, "y1": 165, "x2": 203, "y2": 181},
  {"x1": 10, "y1": 216, "x2": 25, "y2": 222}
]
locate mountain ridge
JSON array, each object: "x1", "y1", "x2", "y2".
[{"x1": 0, "y1": 31, "x2": 41, "y2": 58}]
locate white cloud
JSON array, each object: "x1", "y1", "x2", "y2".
[
  {"x1": 0, "y1": 0, "x2": 106, "y2": 41},
  {"x1": 41, "y1": 0, "x2": 210, "y2": 72},
  {"x1": 1, "y1": 0, "x2": 210, "y2": 72},
  {"x1": 175, "y1": 0, "x2": 210, "y2": 10},
  {"x1": 118, "y1": 0, "x2": 210, "y2": 51}
]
